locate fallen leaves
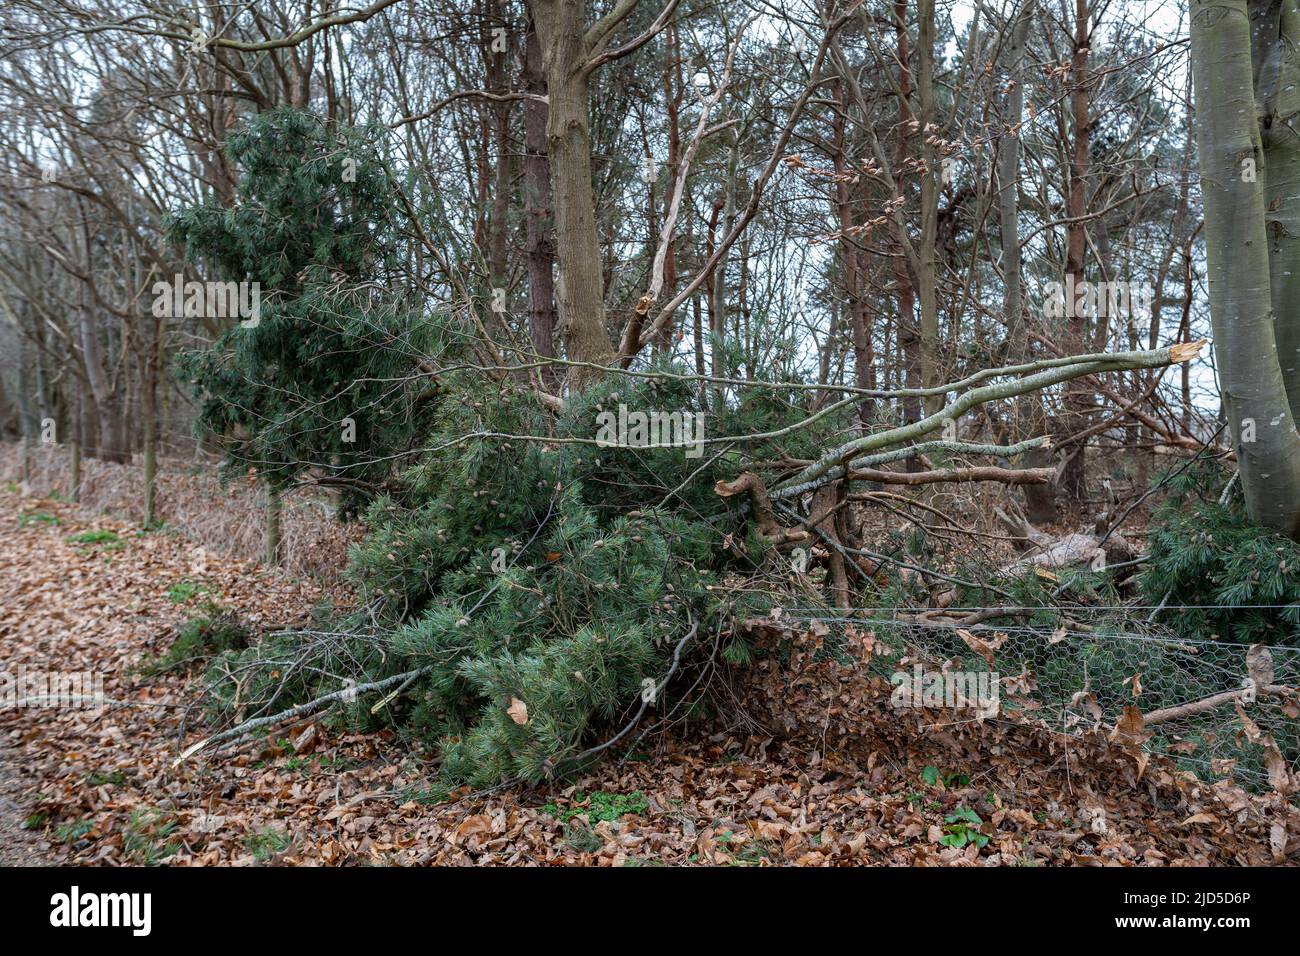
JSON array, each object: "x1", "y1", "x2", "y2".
[{"x1": 0, "y1": 488, "x2": 1293, "y2": 867}]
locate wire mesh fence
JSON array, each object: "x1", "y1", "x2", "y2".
[{"x1": 783, "y1": 606, "x2": 1300, "y2": 792}]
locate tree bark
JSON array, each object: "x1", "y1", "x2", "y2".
[
  {"x1": 523, "y1": 12, "x2": 560, "y2": 387},
  {"x1": 530, "y1": 0, "x2": 618, "y2": 380},
  {"x1": 998, "y1": 1, "x2": 1056, "y2": 524},
  {"x1": 1059, "y1": 0, "x2": 1093, "y2": 507},
  {"x1": 1190, "y1": 0, "x2": 1300, "y2": 537}
]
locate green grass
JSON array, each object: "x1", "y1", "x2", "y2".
[
  {"x1": 18, "y1": 510, "x2": 60, "y2": 527},
  {"x1": 85, "y1": 769, "x2": 129, "y2": 787},
  {"x1": 245, "y1": 826, "x2": 291, "y2": 862},
  {"x1": 544, "y1": 790, "x2": 651, "y2": 824},
  {"x1": 166, "y1": 578, "x2": 210, "y2": 603},
  {"x1": 67, "y1": 529, "x2": 124, "y2": 551},
  {"x1": 54, "y1": 819, "x2": 94, "y2": 843},
  {"x1": 121, "y1": 809, "x2": 181, "y2": 865}
]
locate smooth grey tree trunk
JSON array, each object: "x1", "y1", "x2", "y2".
[{"x1": 1190, "y1": 0, "x2": 1300, "y2": 537}]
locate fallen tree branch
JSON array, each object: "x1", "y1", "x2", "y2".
[
  {"x1": 773, "y1": 437, "x2": 1051, "y2": 500},
  {"x1": 173, "y1": 666, "x2": 434, "y2": 766},
  {"x1": 556, "y1": 617, "x2": 699, "y2": 771},
  {"x1": 775, "y1": 341, "x2": 1205, "y2": 495},
  {"x1": 848, "y1": 465, "x2": 1056, "y2": 485},
  {"x1": 1142, "y1": 684, "x2": 1295, "y2": 727}
]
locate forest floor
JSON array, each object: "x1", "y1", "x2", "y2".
[{"x1": 1, "y1": 488, "x2": 1293, "y2": 866}]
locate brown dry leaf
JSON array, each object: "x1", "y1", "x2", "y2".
[
  {"x1": 507, "y1": 697, "x2": 530, "y2": 726},
  {"x1": 1270, "y1": 824, "x2": 1288, "y2": 861},
  {"x1": 955, "y1": 628, "x2": 1007, "y2": 666},
  {"x1": 1111, "y1": 706, "x2": 1150, "y2": 750}
]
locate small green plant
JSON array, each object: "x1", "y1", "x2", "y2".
[
  {"x1": 166, "y1": 579, "x2": 210, "y2": 604},
  {"x1": 939, "y1": 806, "x2": 989, "y2": 850},
  {"x1": 921, "y1": 765, "x2": 970, "y2": 789},
  {"x1": 563, "y1": 820, "x2": 604, "y2": 854},
  {"x1": 544, "y1": 790, "x2": 650, "y2": 824},
  {"x1": 18, "y1": 510, "x2": 60, "y2": 527},
  {"x1": 145, "y1": 604, "x2": 251, "y2": 673},
  {"x1": 85, "y1": 770, "x2": 128, "y2": 787},
  {"x1": 245, "y1": 826, "x2": 291, "y2": 862},
  {"x1": 67, "y1": 529, "x2": 122, "y2": 546},
  {"x1": 122, "y1": 809, "x2": 181, "y2": 865},
  {"x1": 55, "y1": 819, "x2": 94, "y2": 843},
  {"x1": 716, "y1": 829, "x2": 771, "y2": 865}
]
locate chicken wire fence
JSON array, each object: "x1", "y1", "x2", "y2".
[{"x1": 783, "y1": 607, "x2": 1300, "y2": 792}]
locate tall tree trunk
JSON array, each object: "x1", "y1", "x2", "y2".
[
  {"x1": 1260, "y1": 1, "x2": 1300, "y2": 417},
  {"x1": 916, "y1": 0, "x2": 941, "y2": 418},
  {"x1": 654, "y1": 21, "x2": 682, "y2": 354},
  {"x1": 998, "y1": 1, "x2": 1056, "y2": 523},
  {"x1": 265, "y1": 485, "x2": 283, "y2": 566},
  {"x1": 834, "y1": 74, "x2": 874, "y2": 429},
  {"x1": 892, "y1": 0, "x2": 921, "y2": 434},
  {"x1": 1059, "y1": 0, "x2": 1092, "y2": 507},
  {"x1": 531, "y1": 0, "x2": 617, "y2": 379},
  {"x1": 523, "y1": 12, "x2": 560, "y2": 387},
  {"x1": 1189, "y1": 0, "x2": 1300, "y2": 536},
  {"x1": 70, "y1": 384, "x2": 82, "y2": 503},
  {"x1": 486, "y1": 0, "x2": 512, "y2": 343},
  {"x1": 141, "y1": 311, "x2": 161, "y2": 527}
]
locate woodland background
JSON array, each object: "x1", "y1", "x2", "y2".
[{"x1": 0, "y1": 0, "x2": 1298, "y2": 865}]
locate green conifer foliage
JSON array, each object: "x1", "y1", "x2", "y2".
[
  {"x1": 1141, "y1": 458, "x2": 1300, "y2": 644},
  {"x1": 172, "y1": 108, "x2": 436, "y2": 505},
  {"x1": 177, "y1": 110, "x2": 857, "y2": 789}
]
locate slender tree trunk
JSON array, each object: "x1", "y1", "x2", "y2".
[
  {"x1": 486, "y1": 0, "x2": 512, "y2": 338},
  {"x1": 523, "y1": 13, "x2": 559, "y2": 387},
  {"x1": 998, "y1": 1, "x2": 1056, "y2": 524},
  {"x1": 892, "y1": 0, "x2": 921, "y2": 435},
  {"x1": 1059, "y1": 0, "x2": 1093, "y2": 507},
  {"x1": 265, "y1": 485, "x2": 283, "y2": 566},
  {"x1": 834, "y1": 75, "x2": 874, "y2": 429},
  {"x1": 141, "y1": 315, "x2": 161, "y2": 527},
  {"x1": 70, "y1": 389, "x2": 82, "y2": 504},
  {"x1": 654, "y1": 21, "x2": 682, "y2": 354},
  {"x1": 916, "y1": 0, "x2": 941, "y2": 418}
]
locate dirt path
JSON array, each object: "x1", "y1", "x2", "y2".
[{"x1": 0, "y1": 489, "x2": 1292, "y2": 865}]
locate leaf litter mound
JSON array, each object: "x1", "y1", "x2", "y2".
[{"x1": 0, "y1": 490, "x2": 1295, "y2": 866}]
